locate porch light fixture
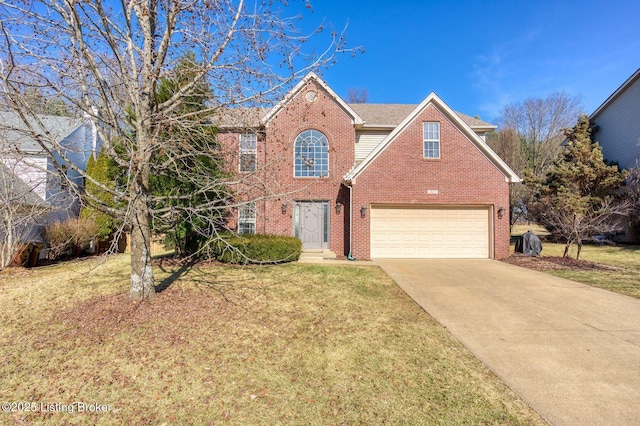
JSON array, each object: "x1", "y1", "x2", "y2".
[
  {"x1": 281, "y1": 202, "x2": 287, "y2": 214},
  {"x1": 360, "y1": 205, "x2": 368, "y2": 218},
  {"x1": 335, "y1": 202, "x2": 343, "y2": 214},
  {"x1": 497, "y1": 206, "x2": 505, "y2": 219}
]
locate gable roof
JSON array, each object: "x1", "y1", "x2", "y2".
[
  {"x1": 591, "y1": 68, "x2": 640, "y2": 118},
  {"x1": 344, "y1": 92, "x2": 520, "y2": 183},
  {"x1": 0, "y1": 111, "x2": 88, "y2": 154},
  {"x1": 261, "y1": 72, "x2": 365, "y2": 126}
]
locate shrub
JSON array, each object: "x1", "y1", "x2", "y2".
[
  {"x1": 206, "y1": 234, "x2": 302, "y2": 264},
  {"x1": 45, "y1": 218, "x2": 99, "y2": 260}
]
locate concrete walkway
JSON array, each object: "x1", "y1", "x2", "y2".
[{"x1": 375, "y1": 259, "x2": 640, "y2": 426}]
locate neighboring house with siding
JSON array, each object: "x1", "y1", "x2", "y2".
[
  {"x1": 590, "y1": 68, "x2": 640, "y2": 171},
  {"x1": 0, "y1": 111, "x2": 100, "y2": 256},
  {"x1": 0, "y1": 162, "x2": 52, "y2": 266},
  {"x1": 219, "y1": 72, "x2": 519, "y2": 260},
  {"x1": 590, "y1": 68, "x2": 640, "y2": 243}
]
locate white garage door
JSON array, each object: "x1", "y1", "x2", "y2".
[{"x1": 370, "y1": 207, "x2": 490, "y2": 258}]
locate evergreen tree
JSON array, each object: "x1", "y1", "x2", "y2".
[
  {"x1": 529, "y1": 115, "x2": 629, "y2": 258},
  {"x1": 149, "y1": 53, "x2": 230, "y2": 256},
  {"x1": 81, "y1": 148, "x2": 121, "y2": 243}
]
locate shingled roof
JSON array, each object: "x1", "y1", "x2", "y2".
[
  {"x1": 0, "y1": 111, "x2": 88, "y2": 153},
  {"x1": 212, "y1": 104, "x2": 496, "y2": 131},
  {"x1": 0, "y1": 163, "x2": 49, "y2": 207},
  {"x1": 348, "y1": 103, "x2": 496, "y2": 130}
]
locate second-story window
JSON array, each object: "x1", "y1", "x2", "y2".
[
  {"x1": 423, "y1": 122, "x2": 440, "y2": 159},
  {"x1": 240, "y1": 133, "x2": 257, "y2": 172},
  {"x1": 294, "y1": 129, "x2": 329, "y2": 177}
]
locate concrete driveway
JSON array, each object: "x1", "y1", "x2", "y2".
[{"x1": 375, "y1": 259, "x2": 640, "y2": 426}]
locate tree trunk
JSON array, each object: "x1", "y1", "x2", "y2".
[
  {"x1": 1, "y1": 214, "x2": 14, "y2": 268},
  {"x1": 126, "y1": 1, "x2": 157, "y2": 301},
  {"x1": 576, "y1": 241, "x2": 582, "y2": 260},
  {"x1": 129, "y1": 184, "x2": 155, "y2": 300}
]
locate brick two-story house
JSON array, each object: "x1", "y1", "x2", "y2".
[{"x1": 219, "y1": 72, "x2": 519, "y2": 260}]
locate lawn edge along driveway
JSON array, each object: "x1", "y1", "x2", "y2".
[{"x1": 376, "y1": 258, "x2": 640, "y2": 426}]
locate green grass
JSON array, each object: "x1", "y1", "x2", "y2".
[
  {"x1": 511, "y1": 224, "x2": 640, "y2": 298},
  {"x1": 536, "y1": 243, "x2": 640, "y2": 298},
  {"x1": 0, "y1": 255, "x2": 545, "y2": 425}
]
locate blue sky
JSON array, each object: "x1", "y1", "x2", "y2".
[{"x1": 291, "y1": 0, "x2": 640, "y2": 122}]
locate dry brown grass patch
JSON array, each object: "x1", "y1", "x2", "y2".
[{"x1": 0, "y1": 255, "x2": 546, "y2": 425}]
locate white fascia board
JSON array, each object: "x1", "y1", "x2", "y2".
[
  {"x1": 591, "y1": 68, "x2": 640, "y2": 118},
  {"x1": 261, "y1": 72, "x2": 364, "y2": 126},
  {"x1": 470, "y1": 124, "x2": 498, "y2": 133}
]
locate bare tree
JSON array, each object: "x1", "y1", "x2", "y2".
[
  {"x1": 497, "y1": 92, "x2": 583, "y2": 178},
  {"x1": 346, "y1": 87, "x2": 368, "y2": 103},
  {"x1": 0, "y1": 1, "x2": 355, "y2": 300},
  {"x1": 534, "y1": 197, "x2": 630, "y2": 258},
  {"x1": 490, "y1": 92, "x2": 583, "y2": 228},
  {"x1": 626, "y1": 162, "x2": 640, "y2": 242},
  {"x1": 486, "y1": 128, "x2": 528, "y2": 228}
]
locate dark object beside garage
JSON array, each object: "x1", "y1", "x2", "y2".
[{"x1": 514, "y1": 230, "x2": 542, "y2": 256}]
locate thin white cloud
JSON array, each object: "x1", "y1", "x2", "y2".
[{"x1": 471, "y1": 30, "x2": 543, "y2": 119}]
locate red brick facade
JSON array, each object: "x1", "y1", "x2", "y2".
[
  {"x1": 351, "y1": 104, "x2": 511, "y2": 259},
  {"x1": 221, "y1": 74, "x2": 515, "y2": 259}
]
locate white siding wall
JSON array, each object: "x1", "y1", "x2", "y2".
[
  {"x1": 355, "y1": 130, "x2": 390, "y2": 162},
  {"x1": 2, "y1": 156, "x2": 49, "y2": 201},
  {"x1": 593, "y1": 77, "x2": 640, "y2": 170}
]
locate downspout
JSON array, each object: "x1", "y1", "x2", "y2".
[{"x1": 346, "y1": 182, "x2": 356, "y2": 261}]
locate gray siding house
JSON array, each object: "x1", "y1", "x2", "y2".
[
  {"x1": 590, "y1": 68, "x2": 640, "y2": 243},
  {"x1": 0, "y1": 111, "x2": 100, "y2": 262},
  {"x1": 590, "y1": 68, "x2": 640, "y2": 171}
]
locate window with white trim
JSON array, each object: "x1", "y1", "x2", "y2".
[
  {"x1": 423, "y1": 122, "x2": 440, "y2": 159},
  {"x1": 238, "y1": 202, "x2": 256, "y2": 234},
  {"x1": 294, "y1": 129, "x2": 329, "y2": 177},
  {"x1": 240, "y1": 133, "x2": 257, "y2": 172}
]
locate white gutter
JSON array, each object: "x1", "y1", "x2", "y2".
[{"x1": 344, "y1": 181, "x2": 356, "y2": 261}]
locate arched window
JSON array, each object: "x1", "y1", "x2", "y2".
[{"x1": 294, "y1": 130, "x2": 329, "y2": 177}]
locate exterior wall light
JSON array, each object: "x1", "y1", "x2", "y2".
[
  {"x1": 497, "y1": 206, "x2": 505, "y2": 219},
  {"x1": 335, "y1": 202, "x2": 343, "y2": 214},
  {"x1": 360, "y1": 205, "x2": 368, "y2": 217},
  {"x1": 281, "y1": 202, "x2": 287, "y2": 214}
]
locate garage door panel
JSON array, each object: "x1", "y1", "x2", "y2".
[{"x1": 371, "y1": 207, "x2": 489, "y2": 258}]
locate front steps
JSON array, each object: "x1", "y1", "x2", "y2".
[{"x1": 298, "y1": 249, "x2": 337, "y2": 263}]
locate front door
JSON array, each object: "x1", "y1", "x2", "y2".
[{"x1": 294, "y1": 201, "x2": 329, "y2": 250}]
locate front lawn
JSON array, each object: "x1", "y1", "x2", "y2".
[
  {"x1": 509, "y1": 225, "x2": 640, "y2": 298},
  {"x1": 0, "y1": 255, "x2": 544, "y2": 425}
]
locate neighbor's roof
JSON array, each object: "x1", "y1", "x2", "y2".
[
  {"x1": 0, "y1": 162, "x2": 49, "y2": 206},
  {"x1": 591, "y1": 68, "x2": 640, "y2": 118},
  {"x1": 0, "y1": 111, "x2": 87, "y2": 153}
]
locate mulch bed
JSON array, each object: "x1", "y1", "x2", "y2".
[
  {"x1": 502, "y1": 254, "x2": 618, "y2": 271},
  {"x1": 54, "y1": 287, "x2": 238, "y2": 342}
]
